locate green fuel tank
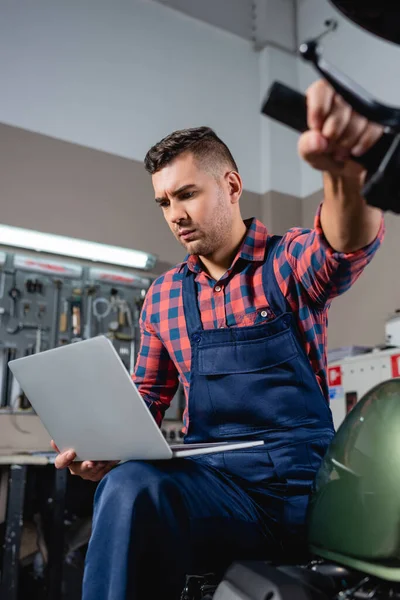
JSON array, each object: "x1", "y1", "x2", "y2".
[{"x1": 308, "y1": 379, "x2": 400, "y2": 581}]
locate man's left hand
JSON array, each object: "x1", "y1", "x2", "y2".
[{"x1": 298, "y1": 79, "x2": 383, "y2": 182}]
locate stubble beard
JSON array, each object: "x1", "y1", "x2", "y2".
[
  {"x1": 181, "y1": 213, "x2": 232, "y2": 257},
  {"x1": 174, "y1": 187, "x2": 233, "y2": 256}
]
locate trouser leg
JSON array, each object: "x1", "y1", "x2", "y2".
[{"x1": 82, "y1": 458, "x2": 277, "y2": 600}]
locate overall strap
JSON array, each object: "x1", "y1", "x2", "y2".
[{"x1": 182, "y1": 264, "x2": 203, "y2": 337}]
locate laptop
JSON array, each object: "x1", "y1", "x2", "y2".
[{"x1": 8, "y1": 336, "x2": 263, "y2": 461}]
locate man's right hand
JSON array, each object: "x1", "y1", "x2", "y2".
[{"x1": 51, "y1": 440, "x2": 119, "y2": 482}]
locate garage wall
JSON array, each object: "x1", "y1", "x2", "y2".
[
  {"x1": 0, "y1": 0, "x2": 261, "y2": 194},
  {"x1": 0, "y1": 123, "x2": 262, "y2": 269},
  {"x1": 0, "y1": 121, "x2": 304, "y2": 269}
]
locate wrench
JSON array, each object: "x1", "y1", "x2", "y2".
[
  {"x1": 8, "y1": 286, "x2": 21, "y2": 318},
  {"x1": 83, "y1": 287, "x2": 96, "y2": 339},
  {"x1": 35, "y1": 327, "x2": 42, "y2": 354},
  {"x1": 0, "y1": 270, "x2": 6, "y2": 299},
  {"x1": 51, "y1": 279, "x2": 62, "y2": 349}
]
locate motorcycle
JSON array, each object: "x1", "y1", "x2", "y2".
[{"x1": 182, "y1": 2, "x2": 400, "y2": 598}]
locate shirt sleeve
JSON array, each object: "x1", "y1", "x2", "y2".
[
  {"x1": 274, "y1": 203, "x2": 385, "y2": 308},
  {"x1": 132, "y1": 289, "x2": 179, "y2": 426}
]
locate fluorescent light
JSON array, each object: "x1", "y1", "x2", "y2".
[{"x1": 0, "y1": 224, "x2": 157, "y2": 270}]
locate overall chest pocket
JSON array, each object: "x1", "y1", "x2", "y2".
[
  {"x1": 228, "y1": 306, "x2": 275, "y2": 327},
  {"x1": 197, "y1": 329, "x2": 308, "y2": 431}
]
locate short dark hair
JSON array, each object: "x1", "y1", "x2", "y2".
[{"x1": 144, "y1": 126, "x2": 238, "y2": 175}]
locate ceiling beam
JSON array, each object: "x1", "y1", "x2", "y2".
[{"x1": 251, "y1": 0, "x2": 297, "y2": 53}]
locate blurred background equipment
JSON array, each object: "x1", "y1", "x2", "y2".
[
  {"x1": 0, "y1": 251, "x2": 152, "y2": 412},
  {"x1": 331, "y1": 0, "x2": 400, "y2": 45}
]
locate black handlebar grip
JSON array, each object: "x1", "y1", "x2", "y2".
[
  {"x1": 261, "y1": 80, "x2": 395, "y2": 175},
  {"x1": 261, "y1": 81, "x2": 308, "y2": 133}
]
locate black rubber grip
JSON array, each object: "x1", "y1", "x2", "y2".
[
  {"x1": 261, "y1": 80, "x2": 396, "y2": 175},
  {"x1": 261, "y1": 81, "x2": 308, "y2": 133}
]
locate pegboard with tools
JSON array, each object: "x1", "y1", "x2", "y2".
[
  {"x1": 0, "y1": 253, "x2": 151, "y2": 412},
  {"x1": 80, "y1": 268, "x2": 148, "y2": 374}
]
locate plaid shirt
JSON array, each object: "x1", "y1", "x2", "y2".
[{"x1": 133, "y1": 205, "x2": 384, "y2": 429}]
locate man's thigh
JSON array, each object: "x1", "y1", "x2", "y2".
[
  {"x1": 166, "y1": 457, "x2": 277, "y2": 569},
  {"x1": 107, "y1": 456, "x2": 278, "y2": 570}
]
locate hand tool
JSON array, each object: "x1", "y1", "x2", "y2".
[
  {"x1": 8, "y1": 284, "x2": 21, "y2": 318},
  {"x1": 93, "y1": 297, "x2": 111, "y2": 334},
  {"x1": 83, "y1": 286, "x2": 96, "y2": 340},
  {"x1": 72, "y1": 306, "x2": 81, "y2": 337},
  {"x1": 108, "y1": 320, "x2": 119, "y2": 333},
  {"x1": 118, "y1": 300, "x2": 126, "y2": 327},
  {"x1": 71, "y1": 289, "x2": 82, "y2": 338},
  {"x1": 37, "y1": 303, "x2": 47, "y2": 319},
  {"x1": 35, "y1": 327, "x2": 43, "y2": 354},
  {"x1": 110, "y1": 290, "x2": 126, "y2": 327},
  {"x1": 116, "y1": 298, "x2": 132, "y2": 330},
  {"x1": 59, "y1": 300, "x2": 68, "y2": 334},
  {"x1": 50, "y1": 279, "x2": 62, "y2": 349},
  {"x1": 36, "y1": 279, "x2": 44, "y2": 295},
  {"x1": 22, "y1": 302, "x2": 31, "y2": 317},
  {"x1": 25, "y1": 278, "x2": 44, "y2": 294},
  {"x1": 0, "y1": 270, "x2": 6, "y2": 299},
  {"x1": 25, "y1": 279, "x2": 35, "y2": 294},
  {"x1": 110, "y1": 288, "x2": 119, "y2": 314}
]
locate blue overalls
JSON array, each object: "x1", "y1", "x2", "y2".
[{"x1": 82, "y1": 236, "x2": 335, "y2": 600}]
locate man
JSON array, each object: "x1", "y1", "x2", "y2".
[{"x1": 53, "y1": 80, "x2": 384, "y2": 599}]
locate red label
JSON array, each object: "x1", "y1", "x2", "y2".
[
  {"x1": 391, "y1": 354, "x2": 400, "y2": 378},
  {"x1": 99, "y1": 274, "x2": 137, "y2": 283},
  {"x1": 24, "y1": 260, "x2": 67, "y2": 272},
  {"x1": 328, "y1": 366, "x2": 342, "y2": 387}
]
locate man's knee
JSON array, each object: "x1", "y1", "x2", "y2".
[{"x1": 94, "y1": 460, "x2": 185, "y2": 522}]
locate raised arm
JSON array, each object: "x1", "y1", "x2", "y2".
[
  {"x1": 299, "y1": 79, "x2": 383, "y2": 253},
  {"x1": 274, "y1": 209, "x2": 384, "y2": 308}
]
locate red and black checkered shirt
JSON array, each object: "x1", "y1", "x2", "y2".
[{"x1": 133, "y1": 205, "x2": 384, "y2": 430}]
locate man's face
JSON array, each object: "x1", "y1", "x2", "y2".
[{"x1": 152, "y1": 152, "x2": 233, "y2": 256}]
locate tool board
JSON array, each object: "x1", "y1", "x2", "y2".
[{"x1": 0, "y1": 252, "x2": 151, "y2": 412}]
